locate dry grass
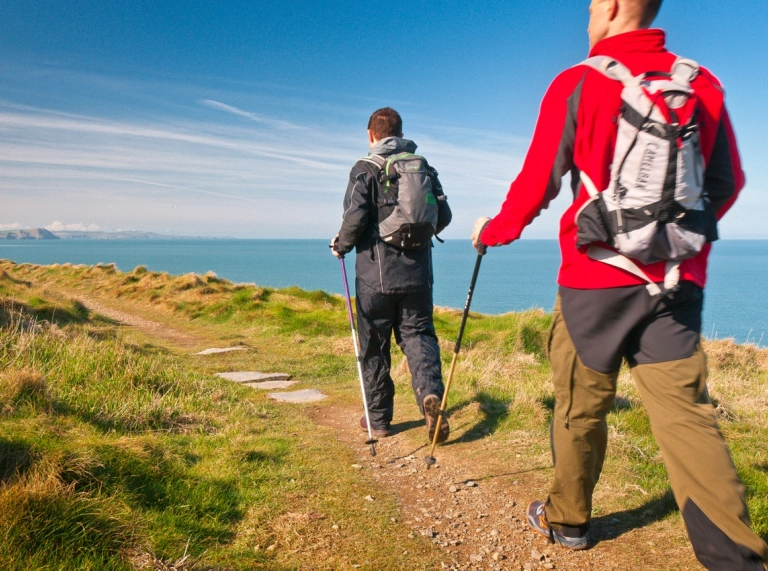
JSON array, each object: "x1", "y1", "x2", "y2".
[
  {"x1": 2, "y1": 258, "x2": 767, "y2": 566},
  {"x1": 0, "y1": 261, "x2": 446, "y2": 570}
]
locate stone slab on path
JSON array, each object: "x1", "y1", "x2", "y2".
[
  {"x1": 195, "y1": 347, "x2": 247, "y2": 355},
  {"x1": 216, "y1": 371, "x2": 291, "y2": 383},
  {"x1": 268, "y1": 389, "x2": 328, "y2": 403},
  {"x1": 245, "y1": 380, "x2": 298, "y2": 390}
]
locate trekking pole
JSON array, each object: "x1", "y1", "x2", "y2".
[
  {"x1": 425, "y1": 252, "x2": 483, "y2": 467},
  {"x1": 339, "y1": 256, "x2": 378, "y2": 456}
]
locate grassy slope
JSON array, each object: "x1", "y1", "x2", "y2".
[
  {"x1": 0, "y1": 262, "x2": 442, "y2": 570},
  {"x1": 0, "y1": 260, "x2": 766, "y2": 569}
]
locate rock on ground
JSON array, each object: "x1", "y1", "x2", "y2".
[
  {"x1": 216, "y1": 371, "x2": 292, "y2": 383},
  {"x1": 268, "y1": 389, "x2": 328, "y2": 403},
  {"x1": 195, "y1": 347, "x2": 247, "y2": 355}
]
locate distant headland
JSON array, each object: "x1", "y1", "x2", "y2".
[
  {"x1": 0, "y1": 229, "x2": 192, "y2": 240},
  {"x1": 0, "y1": 228, "x2": 59, "y2": 240}
]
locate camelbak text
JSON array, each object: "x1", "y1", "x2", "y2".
[{"x1": 636, "y1": 142, "x2": 660, "y2": 190}]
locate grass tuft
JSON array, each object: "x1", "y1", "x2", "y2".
[
  {"x1": 0, "y1": 369, "x2": 50, "y2": 415},
  {"x1": 0, "y1": 476, "x2": 138, "y2": 570}
]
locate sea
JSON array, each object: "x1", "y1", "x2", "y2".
[{"x1": 0, "y1": 239, "x2": 765, "y2": 347}]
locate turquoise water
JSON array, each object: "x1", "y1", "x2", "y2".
[{"x1": 0, "y1": 239, "x2": 765, "y2": 346}]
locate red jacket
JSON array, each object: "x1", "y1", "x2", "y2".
[{"x1": 480, "y1": 29, "x2": 745, "y2": 289}]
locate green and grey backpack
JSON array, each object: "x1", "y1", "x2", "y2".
[{"x1": 361, "y1": 152, "x2": 444, "y2": 250}]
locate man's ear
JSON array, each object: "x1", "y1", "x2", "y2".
[
  {"x1": 367, "y1": 129, "x2": 376, "y2": 145},
  {"x1": 606, "y1": 0, "x2": 619, "y2": 21}
]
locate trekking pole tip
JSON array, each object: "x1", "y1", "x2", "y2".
[
  {"x1": 424, "y1": 455, "x2": 436, "y2": 468},
  {"x1": 365, "y1": 438, "x2": 378, "y2": 456}
]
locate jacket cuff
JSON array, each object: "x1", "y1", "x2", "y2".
[
  {"x1": 481, "y1": 218, "x2": 523, "y2": 246},
  {"x1": 335, "y1": 234, "x2": 355, "y2": 255}
]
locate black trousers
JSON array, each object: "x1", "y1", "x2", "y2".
[{"x1": 355, "y1": 280, "x2": 444, "y2": 429}]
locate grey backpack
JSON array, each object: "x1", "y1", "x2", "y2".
[
  {"x1": 575, "y1": 56, "x2": 717, "y2": 296},
  {"x1": 361, "y1": 152, "x2": 443, "y2": 250}
]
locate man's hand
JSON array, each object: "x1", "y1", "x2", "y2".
[
  {"x1": 329, "y1": 234, "x2": 343, "y2": 258},
  {"x1": 471, "y1": 217, "x2": 491, "y2": 255}
]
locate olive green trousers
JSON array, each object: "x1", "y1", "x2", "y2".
[{"x1": 546, "y1": 296, "x2": 768, "y2": 568}]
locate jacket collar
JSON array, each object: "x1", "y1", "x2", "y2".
[
  {"x1": 369, "y1": 136, "x2": 418, "y2": 157},
  {"x1": 589, "y1": 28, "x2": 667, "y2": 57}
]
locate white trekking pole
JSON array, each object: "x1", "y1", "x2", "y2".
[{"x1": 339, "y1": 256, "x2": 378, "y2": 456}]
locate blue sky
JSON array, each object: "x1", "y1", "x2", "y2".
[{"x1": 1, "y1": 1, "x2": 766, "y2": 238}]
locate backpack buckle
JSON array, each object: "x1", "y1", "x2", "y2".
[{"x1": 649, "y1": 283, "x2": 680, "y2": 300}]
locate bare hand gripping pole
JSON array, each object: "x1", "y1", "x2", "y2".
[
  {"x1": 425, "y1": 252, "x2": 483, "y2": 467},
  {"x1": 340, "y1": 257, "x2": 378, "y2": 456}
]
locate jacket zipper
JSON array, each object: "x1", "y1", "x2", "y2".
[{"x1": 375, "y1": 239, "x2": 384, "y2": 293}]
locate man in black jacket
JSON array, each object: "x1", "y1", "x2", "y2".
[{"x1": 331, "y1": 107, "x2": 452, "y2": 441}]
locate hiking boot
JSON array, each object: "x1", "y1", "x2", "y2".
[
  {"x1": 526, "y1": 500, "x2": 589, "y2": 551},
  {"x1": 359, "y1": 416, "x2": 390, "y2": 438},
  {"x1": 423, "y1": 394, "x2": 449, "y2": 444}
]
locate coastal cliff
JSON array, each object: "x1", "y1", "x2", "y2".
[{"x1": 0, "y1": 228, "x2": 59, "y2": 240}]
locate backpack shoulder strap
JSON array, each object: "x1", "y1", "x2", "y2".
[
  {"x1": 579, "y1": 56, "x2": 634, "y2": 86},
  {"x1": 356, "y1": 156, "x2": 386, "y2": 185},
  {"x1": 427, "y1": 165, "x2": 444, "y2": 196},
  {"x1": 671, "y1": 57, "x2": 700, "y2": 88},
  {"x1": 356, "y1": 156, "x2": 390, "y2": 210},
  {"x1": 358, "y1": 155, "x2": 385, "y2": 169}
]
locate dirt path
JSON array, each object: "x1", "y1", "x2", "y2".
[
  {"x1": 311, "y1": 405, "x2": 698, "y2": 571},
  {"x1": 59, "y1": 291, "x2": 697, "y2": 570},
  {"x1": 72, "y1": 294, "x2": 199, "y2": 348},
  {"x1": 311, "y1": 406, "x2": 613, "y2": 571}
]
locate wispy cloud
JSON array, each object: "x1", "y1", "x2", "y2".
[
  {"x1": 0, "y1": 109, "x2": 345, "y2": 170},
  {"x1": 46, "y1": 221, "x2": 102, "y2": 232},
  {"x1": 102, "y1": 177, "x2": 267, "y2": 204},
  {"x1": 0, "y1": 68, "x2": 541, "y2": 238},
  {"x1": 200, "y1": 99, "x2": 303, "y2": 130}
]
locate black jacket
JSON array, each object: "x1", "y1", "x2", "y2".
[{"x1": 335, "y1": 137, "x2": 452, "y2": 294}]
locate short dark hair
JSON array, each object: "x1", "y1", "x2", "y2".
[
  {"x1": 367, "y1": 107, "x2": 403, "y2": 140},
  {"x1": 639, "y1": 0, "x2": 663, "y2": 27}
]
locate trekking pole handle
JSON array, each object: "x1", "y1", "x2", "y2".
[
  {"x1": 329, "y1": 242, "x2": 344, "y2": 259},
  {"x1": 454, "y1": 253, "x2": 483, "y2": 354}
]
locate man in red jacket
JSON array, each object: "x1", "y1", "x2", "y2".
[{"x1": 472, "y1": 0, "x2": 768, "y2": 568}]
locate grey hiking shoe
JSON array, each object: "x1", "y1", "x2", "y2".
[
  {"x1": 359, "y1": 416, "x2": 390, "y2": 438},
  {"x1": 423, "y1": 394, "x2": 449, "y2": 444},
  {"x1": 526, "y1": 500, "x2": 589, "y2": 551}
]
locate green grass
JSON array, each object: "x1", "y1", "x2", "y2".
[
  {"x1": 0, "y1": 280, "x2": 443, "y2": 569},
  {"x1": 1, "y1": 258, "x2": 767, "y2": 568}
]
